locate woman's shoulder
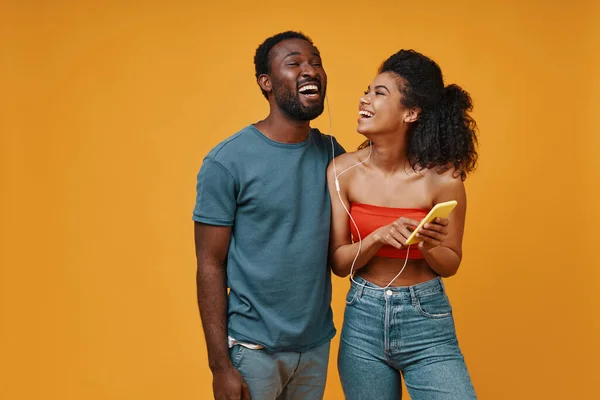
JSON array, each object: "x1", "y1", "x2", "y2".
[
  {"x1": 327, "y1": 147, "x2": 371, "y2": 181},
  {"x1": 329, "y1": 147, "x2": 371, "y2": 170},
  {"x1": 422, "y1": 164, "x2": 465, "y2": 190}
]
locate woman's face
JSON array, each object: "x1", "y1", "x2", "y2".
[{"x1": 357, "y1": 72, "x2": 416, "y2": 136}]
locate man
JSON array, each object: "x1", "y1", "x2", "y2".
[{"x1": 193, "y1": 31, "x2": 344, "y2": 400}]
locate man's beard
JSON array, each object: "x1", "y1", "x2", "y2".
[{"x1": 272, "y1": 78, "x2": 326, "y2": 121}]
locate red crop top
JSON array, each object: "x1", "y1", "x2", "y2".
[{"x1": 350, "y1": 203, "x2": 429, "y2": 259}]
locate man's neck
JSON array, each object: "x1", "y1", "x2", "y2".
[{"x1": 254, "y1": 112, "x2": 312, "y2": 144}]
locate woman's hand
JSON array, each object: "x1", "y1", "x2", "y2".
[
  {"x1": 372, "y1": 217, "x2": 420, "y2": 249},
  {"x1": 416, "y1": 217, "x2": 450, "y2": 251}
]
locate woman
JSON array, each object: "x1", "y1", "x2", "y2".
[{"x1": 328, "y1": 49, "x2": 478, "y2": 399}]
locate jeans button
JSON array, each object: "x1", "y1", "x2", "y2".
[{"x1": 386, "y1": 289, "x2": 393, "y2": 296}]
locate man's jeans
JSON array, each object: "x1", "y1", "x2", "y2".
[{"x1": 230, "y1": 340, "x2": 330, "y2": 399}]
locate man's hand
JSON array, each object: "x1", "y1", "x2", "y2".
[{"x1": 213, "y1": 365, "x2": 251, "y2": 400}]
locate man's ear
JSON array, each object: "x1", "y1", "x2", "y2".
[{"x1": 258, "y1": 74, "x2": 272, "y2": 94}]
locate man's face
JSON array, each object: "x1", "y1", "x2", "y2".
[{"x1": 266, "y1": 38, "x2": 327, "y2": 121}]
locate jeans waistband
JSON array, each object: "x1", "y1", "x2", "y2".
[{"x1": 351, "y1": 275, "x2": 446, "y2": 300}]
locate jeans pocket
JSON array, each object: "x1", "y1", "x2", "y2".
[
  {"x1": 345, "y1": 286, "x2": 359, "y2": 306},
  {"x1": 415, "y1": 292, "x2": 453, "y2": 319},
  {"x1": 230, "y1": 345, "x2": 246, "y2": 369}
]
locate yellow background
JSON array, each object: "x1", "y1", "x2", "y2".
[{"x1": 2, "y1": 0, "x2": 599, "y2": 399}]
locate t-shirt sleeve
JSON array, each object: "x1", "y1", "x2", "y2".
[
  {"x1": 332, "y1": 135, "x2": 346, "y2": 157},
  {"x1": 192, "y1": 157, "x2": 236, "y2": 226}
]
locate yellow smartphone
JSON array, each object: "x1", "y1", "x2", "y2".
[{"x1": 405, "y1": 200, "x2": 458, "y2": 245}]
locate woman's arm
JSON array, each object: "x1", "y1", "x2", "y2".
[{"x1": 416, "y1": 173, "x2": 467, "y2": 277}]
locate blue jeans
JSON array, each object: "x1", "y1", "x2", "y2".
[
  {"x1": 338, "y1": 276, "x2": 476, "y2": 400},
  {"x1": 229, "y1": 341, "x2": 330, "y2": 399}
]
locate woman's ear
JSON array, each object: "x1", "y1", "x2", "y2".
[{"x1": 404, "y1": 107, "x2": 421, "y2": 123}]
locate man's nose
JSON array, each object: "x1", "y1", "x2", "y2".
[{"x1": 301, "y1": 63, "x2": 318, "y2": 77}]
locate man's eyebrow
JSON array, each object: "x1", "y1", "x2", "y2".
[{"x1": 283, "y1": 51, "x2": 321, "y2": 58}]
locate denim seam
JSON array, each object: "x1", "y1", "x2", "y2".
[
  {"x1": 283, "y1": 353, "x2": 302, "y2": 388},
  {"x1": 232, "y1": 346, "x2": 245, "y2": 368},
  {"x1": 347, "y1": 280, "x2": 366, "y2": 305},
  {"x1": 356, "y1": 282, "x2": 365, "y2": 300},
  {"x1": 346, "y1": 286, "x2": 358, "y2": 306},
  {"x1": 414, "y1": 303, "x2": 452, "y2": 319},
  {"x1": 413, "y1": 291, "x2": 452, "y2": 319},
  {"x1": 410, "y1": 286, "x2": 417, "y2": 307},
  {"x1": 384, "y1": 294, "x2": 391, "y2": 360}
]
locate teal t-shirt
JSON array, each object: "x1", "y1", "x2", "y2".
[{"x1": 193, "y1": 125, "x2": 345, "y2": 352}]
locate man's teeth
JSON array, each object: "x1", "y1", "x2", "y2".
[
  {"x1": 359, "y1": 110, "x2": 374, "y2": 118},
  {"x1": 298, "y1": 84, "x2": 319, "y2": 93}
]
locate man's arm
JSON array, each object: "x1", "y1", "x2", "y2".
[{"x1": 195, "y1": 222, "x2": 250, "y2": 400}]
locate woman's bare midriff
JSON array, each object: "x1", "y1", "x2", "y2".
[{"x1": 357, "y1": 257, "x2": 438, "y2": 287}]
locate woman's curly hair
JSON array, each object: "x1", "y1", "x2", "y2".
[{"x1": 360, "y1": 49, "x2": 478, "y2": 176}]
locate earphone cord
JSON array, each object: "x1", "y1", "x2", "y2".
[{"x1": 326, "y1": 96, "x2": 410, "y2": 290}]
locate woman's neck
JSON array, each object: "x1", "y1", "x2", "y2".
[{"x1": 369, "y1": 134, "x2": 410, "y2": 174}]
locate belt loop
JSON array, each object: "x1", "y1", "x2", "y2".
[
  {"x1": 409, "y1": 285, "x2": 417, "y2": 306},
  {"x1": 438, "y1": 277, "x2": 446, "y2": 294},
  {"x1": 349, "y1": 276, "x2": 366, "y2": 300},
  {"x1": 356, "y1": 279, "x2": 365, "y2": 300}
]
